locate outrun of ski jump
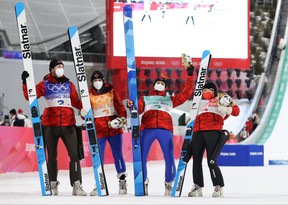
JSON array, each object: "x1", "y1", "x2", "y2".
[{"x1": 1, "y1": 0, "x2": 288, "y2": 204}]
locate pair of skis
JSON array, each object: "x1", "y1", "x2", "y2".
[{"x1": 15, "y1": 2, "x2": 108, "y2": 196}]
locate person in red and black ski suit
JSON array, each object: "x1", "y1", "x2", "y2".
[
  {"x1": 183, "y1": 82, "x2": 240, "y2": 198},
  {"x1": 83, "y1": 71, "x2": 128, "y2": 196},
  {"x1": 127, "y1": 65, "x2": 194, "y2": 196},
  {"x1": 21, "y1": 59, "x2": 87, "y2": 196}
]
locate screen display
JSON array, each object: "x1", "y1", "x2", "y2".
[{"x1": 106, "y1": 0, "x2": 250, "y2": 69}]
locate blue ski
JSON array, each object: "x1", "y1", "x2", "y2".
[
  {"x1": 172, "y1": 50, "x2": 211, "y2": 197},
  {"x1": 68, "y1": 26, "x2": 108, "y2": 196},
  {"x1": 14, "y1": 2, "x2": 51, "y2": 196},
  {"x1": 123, "y1": 5, "x2": 145, "y2": 196}
]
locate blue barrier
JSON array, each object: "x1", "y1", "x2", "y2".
[
  {"x1": 217, "y1": 144, "x2": 264, "y2": 166},
  {"x1": 269, "y1": 160, "x2": 288, "y2": 165},
  {"x1": 2, "y1": 50, "x2": 22, "y2": 59}
]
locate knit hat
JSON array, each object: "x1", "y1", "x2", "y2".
[
  {"x1": 153, "y1": 78, "x2": 167, "y2": 87},
  {"x1": 9, "y1": 109, "x2": 17, "y2": 115},
  {"x1": 18, "y1": 109, "x2": 23, "y2": 114},
  {"x1": 91, "y1": 70, "x2": 104, "y2": 83},
  {"x1": 49, "y1": 59, "x2": 64, "y2": 72},
  {"x1": 203, "y1": 82, "x2": 218, "y2": 96}
]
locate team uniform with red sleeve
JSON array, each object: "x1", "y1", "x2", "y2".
[
  {"x1": 88, "y1": 83, "x2": 128, "y2": 179},
  {"x1": 21, "y1": 59, "x2": 87, "y2": 196},
  {"x1": 193, "y1": 97, "x2": 240, "y2": 132},
  {"x1": 183, "y1": 82, "x2": 240, "y2": 198},
  {"x1": 22, "y1": 74, "x2": 82, "y2": 126},
  {"x1": 87, "y1": 70, "x2": 128, "y2": 196},
  {"x1": 138, "y1": 74, "x2": 194, "y2": 193},
  {"x1": 89, "y1": 83, "x2": 127, "y2": 138}
]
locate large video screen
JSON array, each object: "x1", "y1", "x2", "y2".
[{"x1": 106, "y1": 0, "x2": 250, "y2": 69}]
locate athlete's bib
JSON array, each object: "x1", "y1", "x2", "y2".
[
  {"x1": 44, "y1": 81, "x2": 72, "y2": 107},
  {"x1": 90, "y1": 90, "x2": 116, "y2": 118},
  {"x1": 144, "y1": 96, "x2": 172, "y2": 115},
  {"x1": 199, "y1": 98, "x2": 226, "y2": 118}
]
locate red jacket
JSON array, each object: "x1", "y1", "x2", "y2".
[
  {"x1": 193, "y1": 97, "x2": 240, "y2": 132},
  {"x1": 245, "y1": 118, "x2": 253, "y2": 134},
  {"x1": 89, "y1": 83, "x2": 127, "y2": 138},
  {"x1": 22, "y1": 74, "x2": 82, "y2": 126},
  {"x1": 138, "y1": 76, "x2": 194, "y2": 132}
]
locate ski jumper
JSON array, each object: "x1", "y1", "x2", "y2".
[
  {"x1": 89, "y1": 83, "x2": 127, "y2": 177},
  {"x1": 138, "y1": 75, "x2": 194, "y2": 183},
  {"x1": 22, "y1": 74, "x2": 83, "y2": 186},
  {"x1": 184, "y1": 97, "x2": 240, "y2": 187}
]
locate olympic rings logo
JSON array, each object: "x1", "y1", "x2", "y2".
[{"x1": 47, "y1": 83, "x2": 69, "y2": 92}]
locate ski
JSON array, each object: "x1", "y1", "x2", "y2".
[
  {"x1": 172, "y1": 50, "x2": 211, "y2": 197},
  {"x1": 14, "y1": 2, "x2": 51, "y2": 196},
  {"x1": 123, "y1": 5, "x2": 145, "y2": 196},
  {"x1": 68, "y1": 26, "x2": 108, "y2": 196}
]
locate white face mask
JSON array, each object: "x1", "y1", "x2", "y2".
[
  {"x1": 154, "y1": 83, "x2": 165, "y2": 91},
  {"x1": 55, "y1": 68, "x2": 64, "y2": 78},
  {"x1": 93, "y1": 81, "x2": 103, "y2": 90}
]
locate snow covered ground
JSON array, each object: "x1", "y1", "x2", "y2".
[{"x1": 1, "y1": 160, "x2": 288, "y2": 204}]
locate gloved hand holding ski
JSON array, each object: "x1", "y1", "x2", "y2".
[{"x1": 21, "y1": 71, "x2": 29, "y2": 84}]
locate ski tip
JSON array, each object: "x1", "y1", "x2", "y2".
[
  {"x1": 15, "y1": 2, "x2": 24, "y2": 17},
  {"x1": 124, "y1": 4, "x2": 132, "y2": 11},
  {"x1": 123, "y1": 4, "x2": 132, "y2": 17},
  {"x1": 68, "y1": 26, "x2": 78, "y2": 38},
  {"x1": 202, "y1": 50, "x2": 211, "y2": 59}
]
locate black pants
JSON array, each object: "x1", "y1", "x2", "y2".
[
  {"x1": 44, "y1": 126, "x2": 82, "y2": 187},
  {"x1": 191, "y1": 130, "x2": 224, "y2": 187}
]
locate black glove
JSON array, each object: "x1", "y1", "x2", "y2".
[
  {"x1": 21, "y1": 71, "x2": 29, "y2": 84},
  {"x1": 186, "y1": 65, "x2": 194, "y2": 76}
]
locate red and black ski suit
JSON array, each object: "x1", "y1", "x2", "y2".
[
  {"x1": 22, "y1": 74, "x2": 83, "y2": 186},
  {"x1": 184, "y1": 97, "x2": 240, "y2": 188}
]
